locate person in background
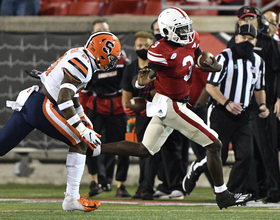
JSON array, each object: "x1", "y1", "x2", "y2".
[
  {"x1": 121, "y1": 31, "x2": 155, "y2": 200},
  {"x1": 0, "y1": 0, "x2": 40, "y2": 15},
  {"x1": 263, "y1": 11, "x2": 278, "y2": 37},
  {"x1": 273, "y1": 10, "x2": 280, "y2": 43},
  {"x1": 79, "y1": 19, "x2": 131, "y2": 198},
  {"x1": 184, "y1": 24, "x2": 269, "y2": 202},
  {"x1": 228, "y1": 6, "x2": 280, "y2": 203}
]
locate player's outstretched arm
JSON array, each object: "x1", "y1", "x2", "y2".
[
  {"x1": 196, "y1": 51, "x2": 222, "y2": 73},
  {"x1": 138, "y1": 67, "x2": 156, "y2": 86}
]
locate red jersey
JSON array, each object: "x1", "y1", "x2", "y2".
[
  {"x1": 148, "y1": 30, "x2": 200, "y2": 100},
  {"x1": 189, "y1": 67, "x2": 208, "y2": 106}
]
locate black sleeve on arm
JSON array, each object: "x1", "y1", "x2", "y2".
[
  {"x1": 147, "y1": 62, "x2": 164, "y2": 72},
  {"x1": 195, "y1": 47, "x2": 202, "y2": 57}
]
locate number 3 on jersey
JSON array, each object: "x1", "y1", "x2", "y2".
[{"x1": 182, "y1": 55, "x2": 194, "y2": 82}]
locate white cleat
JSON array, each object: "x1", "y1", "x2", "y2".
[{"x1": 62, "y1": 193, "x2": 101, "y2": 212}]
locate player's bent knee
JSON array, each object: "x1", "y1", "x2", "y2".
[
  {"x1": 205, "y1": 139, "x2": 222, "y2": 153},
  {"x1": 139, "y1": 143, "x2": 151, "y2": 157},
  {"x1": 70, "y1": 142, "x2": 88, "y2": 155}
]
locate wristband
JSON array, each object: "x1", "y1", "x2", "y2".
[
  {"x1": 60, "y1": 83, "x2": 77, "y2": 93},
  {"x1": 67, "y1": 114, "x2": 80, "y2": 126},
  {"x1": 76, "y1": 105, "x2": 85, "y2": 117},
  {"x1": 76, "y1": 122, "x2": 87, "y2": 134},
  {"x1": 58, "y1": 100, "x2": 74, "y2": 111},
  {"x1": 223, "y1": 99, "x2": 230, "y2": 107},
  {"x1": 259, "y1": 103, "x2": 266, "y2": 107},
  {"x1": 135, "y1": 80, "x2": 145, "y2": 89}
]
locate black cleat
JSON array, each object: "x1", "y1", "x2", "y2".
[
  {"x1": 116, "y1": 185, "x2": 131, "y2": 197},
  {"x1": 182, "y1": 159, "x2": 207, "y2": 195},
  {"x1": 89, "y1": 181, "x2": 102, "y2": 197},
  {"x1": 132, "y1": 186, "x2": 142, "y2": 199},
  {"x1": 141, "y1": 192, "x2": 154, "y2": 200},
  {"x1": 216, "y1": 190, "x2": 252, "y2": 210}
]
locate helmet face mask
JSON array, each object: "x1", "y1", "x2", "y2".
[
  {"x1": 158, "y1": 7, "x2": 195, "y2": 46},
  {"x1": 84, "y1": 32, "x2": 121, "y2": 71}
]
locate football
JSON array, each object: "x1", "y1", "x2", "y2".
[
  {"x1": 126, "y1": 97, "x2": 146, "y2": 115},
  {"x1": 195, "y1": 51, "x2": 215, "y2": 68}
]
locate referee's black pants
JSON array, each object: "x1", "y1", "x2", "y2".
[
  {"x1": 250, "y1": 105, "x2": 280, "y2": 202},
  {"x1": 210, "y1": 106, "x2": 258, "y2": 197}
]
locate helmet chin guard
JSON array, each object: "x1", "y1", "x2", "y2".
[{"x1": 158, "y1": 7, "x2": 195, "y2": 46}]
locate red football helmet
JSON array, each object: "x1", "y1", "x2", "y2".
[{"x1": 84, "y1": 32, "x2": 121, "y2": 71}]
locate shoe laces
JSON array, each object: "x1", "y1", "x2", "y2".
[
  {"x1": 186, "y1": 161, "x2": 196, "y2": 178},
  {"x1": 233, "y1": 193, "x2": 242, "y2": 199}
]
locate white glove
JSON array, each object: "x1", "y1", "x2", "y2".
[
  {"x1": 81, "y1": 128, "x2": 101, "y2": 146},
  {"x1": 76, "y1": 105, "x2": 93, "y2": 129},
  {"x1": 76, "y1": 123, "x2": 101, "y2": 146},
  {"x1": 81, "y1": 114, "x2": 93, "y2": 129}
]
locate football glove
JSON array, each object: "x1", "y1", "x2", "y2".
[
  {"x1": 81, "y1": 114, "x2": 93, "y2": 130},
  {"x1": 76, "y1": 123, "x2": 101, "y2": 148},
  {"x1": 81, "y1": 128, "x2": 101, "y2": 147}
]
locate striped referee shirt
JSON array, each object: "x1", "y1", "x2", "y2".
[{"x1": 207, "y1": 48, "x2": 265, "y2": 108}]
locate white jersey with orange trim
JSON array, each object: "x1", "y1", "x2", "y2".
[{"x1": 40, "y1": 47, "x2": 98, "y2": 102}]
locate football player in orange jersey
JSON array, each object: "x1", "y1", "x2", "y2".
[{"x1": 1, "y1": 32, "x2": 121, "y2": 212}]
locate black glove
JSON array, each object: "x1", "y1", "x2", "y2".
[{"x1": 25, "y1": 69, "x2": 42, "y2": 79}]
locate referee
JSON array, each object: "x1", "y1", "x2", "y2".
[
  {"x1": 228, "y1": 6, "x2": 280, "y2": 203},
  {"x1": 206, "y1": 24, "x2": 269, "y2": 200}
]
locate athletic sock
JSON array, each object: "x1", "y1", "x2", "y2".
[
  {"x1": 65, "y1": 152, "x2": 86, "y2": 200},
  {"x1": 214, "y1": 184, "x2": 227, "y2": 194}
]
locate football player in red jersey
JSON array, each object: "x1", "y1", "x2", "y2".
[{"x1": 99, "y1": 7, "x2": 251, "y2": 209}]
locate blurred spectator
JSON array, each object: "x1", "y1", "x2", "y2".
[
  {"x1": 79, "y1": 19, "x2": 131, "y2": 197},
  {"x1": 0, "y1": 0, "x2": 40, "y2": 16},
  {"x1": 263, "y1": 11, "x2": 278, "y2": 36},
  {"x1": 228, "y1": 6, "x2": 280, "y2": 203},
  {"x1": 273, "y1": 10, "x2": 280, "y2": 43},
  {"x1": 121, "y1": 31, "x2": 155, "y2": 200}
]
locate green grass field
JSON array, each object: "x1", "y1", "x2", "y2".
[{"x1": 0, "y1": 185, "x2": 279, "y2": 220}]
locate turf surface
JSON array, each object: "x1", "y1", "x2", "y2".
[{"x1": 0, "y1": 185, "x2": 279, "y2": 220}]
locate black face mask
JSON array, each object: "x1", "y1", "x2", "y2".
[
  {"x1": 261, "y1": 24, "x2": 269, "y2": 34},
  {"x1": 232, "y1": 41, "x2": 254, "y2": 59},
  {"x1": 155, "y1": 33, "x2": 163, "y2": 41},
  {"x1": 136, "y1": 49, "x2": 148, "y2": 60}
]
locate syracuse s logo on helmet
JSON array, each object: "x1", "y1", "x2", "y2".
[{"x1": 102, "y1": 40, "x2": 115, "y2": 55}]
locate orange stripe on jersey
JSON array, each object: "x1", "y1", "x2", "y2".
[
  {"x1": 63, "y1": 68, "x2": 81, "y2": 83},
  {"x1": 42, "y1": 97, "x2": 80, "y2": 145}
]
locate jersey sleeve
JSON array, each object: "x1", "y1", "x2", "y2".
[
  {"x1": 148, "y1": 41, "x2": 168, "y2": 67},
  {"x1": 207, "y1": 52, "x2": 227, "y2": 86},
  {"x1": 63, "y1": 51, "x2": 90, "y2": 83}
]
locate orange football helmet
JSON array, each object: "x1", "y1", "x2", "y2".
[{"x1": 84, "y1": 32, "x2": 121, "y2": 71}]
